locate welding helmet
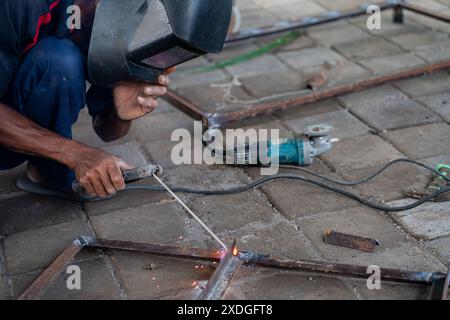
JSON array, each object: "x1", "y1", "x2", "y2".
[{"x1": 88, "y1": 0, "x2": 233, "y2": 87}]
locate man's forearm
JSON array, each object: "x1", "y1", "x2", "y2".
[
  {"x1": 0, "y1": 102, "x2": 84, "y2": 169},
  {"x1": 93, "y1": 109, "x2": 132, "y2": 142}
]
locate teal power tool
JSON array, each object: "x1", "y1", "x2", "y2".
[{"x1": 230, "y1": 124, "x2": 333, "y2": 166}]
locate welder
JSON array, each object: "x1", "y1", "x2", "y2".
[{"x1": 0, "y1": 0, "x2": 232, "y2": 199}]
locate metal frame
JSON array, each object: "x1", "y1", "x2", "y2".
[
  {"x1": 19, "y1": 236, "x2": 450, "y2": 300},
  {"x1": 163, "y1": 1, "x2": 450, "y2": 129}
]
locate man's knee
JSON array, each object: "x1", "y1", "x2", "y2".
[
  {"x1": 32, "y1": 37, "x2": 86, "y2": 86},
  {"x1": 10, "y1": 37, "x2": 87, "y2": 129}
]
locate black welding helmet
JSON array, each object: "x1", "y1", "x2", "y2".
[{"x1": 88, "y1": 0, "x2": 233, "y2": 87}]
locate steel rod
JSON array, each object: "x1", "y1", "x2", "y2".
[
  {"x1": 21, "y1": 237, "x2": 449, "y2": 299},
  {"x1": 206, "y1": 59, "x2": 450, "y2": 128},
  {"x1": 198, "y1": 241, "x2": 243, "y2": 300},
  {"x1": 18, "y1": 237, "x2": 90, "y2": 300},
  {"x1": 226, "y1": 1, "x2": 397, "y2": 43}
]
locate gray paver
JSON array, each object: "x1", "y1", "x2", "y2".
[
  {"x1": 394, "y1": 71, "x2": 450, "y2": 97},
  {"x1": 359, "y1": 53, "x2": 425, "y2": 76},
  {"x1": 285, "y1": 110, "x2": 371, "y2": 139},
  {"x1": 0, "y1": 194, "x2": 83, "y2": 236},
  {"x1": 426, "y1": 236, "x2": 450, "y2": 261},
  {"x1": 350, "y1": 99, "x2": 440, "y2": 131},
  {"x1": 232, "y1": 270, "x2": 356, "y2": 300},
  {"x1": 299, "y1": 207, "x2": 446, "y2": 271},
  {"x1": 389, "y1": 200, "x2": 450, "y2": 241},
  {"x1": 277, "y1": 47, "x2": 346, "y2": 70},
  {"x1": 321, "y1": 135, "x2": 405, "y2": 171},
  {"x1": 333, "y1": 38, "x2": 402, "y2": 60},
  {"x1": 4, "y1": 220, "x2": 93, "y2": 275},
  {"x1": 383, "y1": 123, "x2": 450, "y2": 159},
  {"x1": 90, "y1": 202, "x2": 188, "y2": 245},
  {"x1": 417, "y1": 92, "x2": 450, "y2": 122},
  {"x1": 226, "y1": 54, "x2": 288, "y2": 78},
  {"x1": 111, "y1": 252, "x2": 214, "y2": 299}
]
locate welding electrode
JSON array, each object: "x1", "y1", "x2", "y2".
[{"x1": 152, "y1": 174, "x2": 228, "y2": 250}]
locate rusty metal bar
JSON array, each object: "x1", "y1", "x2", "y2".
[
  {"x1": 206, "y1": 60, "x2": 450, "y2": 128},
  {"x1": 226, "y1": 1, "x2": 397, "y2": 44},
  {"x1": 164, "y1": 89, "x2": 210, "y2": 126},
  {"x1": 20, "y1": 237, "x2": 449, "y2": 299},
  {"x1": 18, "y1": 237, "x2": 91, "y2": 300},
  {"x1": 399, "y1": 2, "x2": 450, "y2": 23},
  {"x1": 88, "y1": 237, "x2": 224, "y2": 262},
  {"x1": 323, "y1": 230, "x2": 380, "y2": 253},
  {"x1": 198, "y1": 241, "x2": 243, "y2": 300}
]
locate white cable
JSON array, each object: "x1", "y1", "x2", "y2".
[{"x1": 152, "y1": 174, "x2": 228, "y2": 250}]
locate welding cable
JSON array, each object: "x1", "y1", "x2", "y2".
[
  {"x1": 125, "y1": 175, "x2": 450, "y2": 212},
  {"x1": 279, "y1": 158, "x2": 450, "y2": 186}
]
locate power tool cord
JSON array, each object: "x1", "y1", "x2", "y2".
[
  {"x1": 279, "y1": 158, "x2": 449, "y2": 186},
  {"x1": 124, "y1": 159, "x2": 449, "y2": 212}
]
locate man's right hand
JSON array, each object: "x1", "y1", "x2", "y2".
[{"x1": 70, "y1": 146, "x2": 133, "y2": 197}]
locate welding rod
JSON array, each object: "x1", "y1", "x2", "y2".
[{"x1": 152, "y1": 174, "x2": 228, "y2": 250}]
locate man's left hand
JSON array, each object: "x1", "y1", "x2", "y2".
[{"x1": 113, "y1": 67, "x2": 176, "y2": 121}]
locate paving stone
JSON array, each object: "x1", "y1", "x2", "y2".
[
  {"x1": 298, "y1": 207, "x2": 445, "y2": 271},
  {"x1": 389, "y1": 31, "x2": 450, "y2": 50},
  {"x1": 240, "y1": 70, "x2": 307, "y2": 98},
  {"x1": 315, "y1": 0, "x2": 369, "y2": 11},
  {"x1": 245, "y1": 164, "x2": 358, "y2": 219},
  {"x1": 239, "y1": 9, "x2": 279, "y2": 29},
  {"x1": 337, "y1": 162, "x2": 430, "y2": 202},
  {"x1": 207, "y1": 43, "x2": 261, "y2": 63},
  {"x1": 132, "y1": 111, "x2": 195, "y2": 144},
  {"x1": 90, "y1": 202, "x2": 188, "y2": 245},
  {"x1": 275, "y1": 99, "x2": 342, "y2": 122},
  {"x1": 225, "y1": 54, "x2": 288, "y2": 78},
  {"x1": 359, "y1": 53, "x2": 425, "y2": 76},
  {"x1": 176, "y1": 84, "x2": 252, "y2": 113},
  {"x1": 216, "y1": 218, "x2": 323, "y2": 261},
  {"x1": 321, "y1": 135, "x2": 404, "y2": 171},
  {"x1": 264, "y1": 0, "x2": 326, "y2": 20},
  {"x1": 339, "y1": 85, "x2": 409, "y2": 110},
  {"x1": 162, "y1": 164, "x2": 249, "y2": 195},
  {"x1": 415, "y1": 42, "x2": 450, "y2": 62},
  {"x1": 111, "y1": 252, "x2": 215, "y2": 299},
  {"x1": 84, "y1": 182, "x2": 169, "y2": 217},
  {"x1": 388, "y1": 200, "x2": 450, "y2": 241},
  {"x1": 186, "y1": 192, "x2": 275, "y2": 235},
  {"x1": 255, "y1": 33, "x2": 317, "y2": 52},
  {"x1": 393, "y1": 71, "x2": 450, "y2": 97},
  {"x1": 0, "y1": 194, "x2": 83, "y2": 236},
  {"x1": 309, "y1": 24, "x2": 372, "y2": 46},
  {"x1": 351, "y1": 99, "x2": 440, "y2": 131},
  {"x1": 40, "y1": 258, "x2": 122, "y2": 300},
  {"x1": 426, "y1": 236, "x2": 450, "y2": 261},
  {"x1": 417, "y1": 92, "x2": 450, "y2": 122},
  {"x1": 0, "y1": 275, "x2": 12, "y2": 299},
  {"x1": 301, "y1": 59, "x2": 371, "y2": 86},
  {"x1": 277, "y1": 47, "x2": 346, "y2": 70},
  {"x1": 11, "y1": 257, "x2": 121, "y2": 300},
  {"x1": 346, "y1": 279, "x2": 429, "y2": 300},
  {"x1": 0, "y1": 164, "x2": 25, "y2": 196},
  {"x1": 170, "y1": 68, "x2": 229, "y2": 90},
  {"x1": 285, "y1": 110, "x2": 371, "y2": 139},
  {"x1": 232, "y1": 270, "x2": 356, "y2": 300},
  {"x1": 333, "y1": 38, "x2": 403, "y2": 60},
  {"x1": 4, "y1": 220, "x2": 93, "y2": 275},
  {"x1": 419, "y1": 154, "x2": 450, "y2": 168},
  {"x1": 382, "y1": 123, "x2": 450, "y2": 159}
]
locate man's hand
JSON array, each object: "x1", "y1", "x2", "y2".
[
  {"x1": 70, "y1": 145, "x2": 134, "y2": 197},
  {"x1": 113, "y1": 67, "x2": 176, "y2": 121}
]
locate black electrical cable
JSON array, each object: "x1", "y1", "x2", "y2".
[
  {"x1": 124, "y1": 159, "x2": 450, "y2": 212},
  {"x1": 279, "y1": 158, "x2": 450, "y2": 186}
]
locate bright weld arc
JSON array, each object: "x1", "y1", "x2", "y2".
[{"x1": 151, "y1": 173, "x2": 228, "y2": 250}]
